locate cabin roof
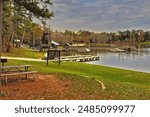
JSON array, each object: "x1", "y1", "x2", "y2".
[{"x1": 51, "y1": 40, "x2": 60, "y2": 46}]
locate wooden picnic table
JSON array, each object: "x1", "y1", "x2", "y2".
[
  {"x1": 0, "y1": 65, "x2": 37, "y2": 85},
  {"x1": 0, "y1": 65, "x2": 32, "y2": 73}
]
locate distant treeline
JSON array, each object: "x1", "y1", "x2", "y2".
[{"x1": 51, "y1": 29, "x2": 150, "y2": 45}]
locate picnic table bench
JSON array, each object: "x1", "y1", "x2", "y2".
[{"x1": 0, "y1": 65, "x2": 37, "y2": 85}]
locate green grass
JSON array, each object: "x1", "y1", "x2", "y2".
[
  {"x1": 137, "y1": 41, "x2": 150, "y2": 45},
  {"x1": 90, "y1": 43, "x2": 112, "y2": 47},
  {"x1": 2, "y1": 47, "x2": 45, "y2": 59},
  {"x1": 5, "y1": 60, "x2": 150, "y2": 99}
]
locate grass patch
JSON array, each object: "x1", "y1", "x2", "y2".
[
  {"x1": 0, "y1": 92, "x2": 6, "y2": 98},
  {"x1": 5, "y1": 59, "x2": 150, "y2": 99},
  {"x1": 137, "y1": 42, "x2": 150, "y2": 45},
  {"x1": 2, "y1": 47, "x2": 45, "y2": 59},
  {"x1": 90, "y1": 43, "x2": 112, "y2": 47}
]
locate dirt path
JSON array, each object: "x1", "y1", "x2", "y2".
[
  {"x1": 2, "y1": 56, "x2": 46, "y2": 62},
  {"x1": 0, "y1": 74, "x2": 70, "y2": 100}
]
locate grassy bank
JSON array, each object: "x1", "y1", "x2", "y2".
[
  {"x1": 5, "y1": 60, "x2": 150, "y2": 100},
  {"x1": 2, "y1": 48, "x2": 45, "y2": 59},
  {"x1": 139, "y1": 42, "x2": 150, "y2": 45}
]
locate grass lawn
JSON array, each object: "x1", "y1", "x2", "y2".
[
  {"x1": 4, "y1": 60, "x2": 150, "y2": 100},
  {"x1": 138, "y1": 42, "x2": 150, "y2": 45},
  {"x1": 90, "y1": 43, "x2": 112, "y2": 47},
  {"x1": 2, "y1": 47, "x2": 45, "y2": 59}
]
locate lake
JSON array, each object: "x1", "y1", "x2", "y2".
[{"x1": 88, "y1": 47, "x2": 150, "y2": 73}]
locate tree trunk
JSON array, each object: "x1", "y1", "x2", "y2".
[
  {"x1": 6, "y1": 32, "x2": 14, "y2": 52},
  {"x1": 0, "y1": 0, "x2": 4, "y2": 64},
  {"x1": 20, "y1": 29, "x2": 26, "y2": 47}
]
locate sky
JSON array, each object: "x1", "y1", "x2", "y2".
[{"x1": 48, "y1": 0, "x2": 150, "y2": 32}]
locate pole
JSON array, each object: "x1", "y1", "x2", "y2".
[
  {"x1": 58, "y1": 50, "x2": 60, "y2": 66},
  {"x1": 47, "y1": 50, "x2": 49, "y2": 65}
]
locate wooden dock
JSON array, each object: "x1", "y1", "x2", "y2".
[{"x1": 55, "y1": 55, "x2": 100, "y2": 62}]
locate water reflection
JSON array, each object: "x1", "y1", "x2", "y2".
[{"x1": 89, "y1": 47, "x2": 150, "y2": 73}]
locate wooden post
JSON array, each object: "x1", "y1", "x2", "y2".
[
  {"x1": 47, "y1": 50, "x2": 49, "y2": 65},
  {"x1": 58, "y1": 50, "x2": 61, "y2": 66}
]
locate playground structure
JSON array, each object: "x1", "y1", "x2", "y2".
[{"x1": 40, "y1": 28, "x2": 51, "y2": 51}]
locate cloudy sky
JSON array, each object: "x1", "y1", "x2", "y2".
[{"x1": 48, "y1": 0, "x2": 150, "y2": 32}]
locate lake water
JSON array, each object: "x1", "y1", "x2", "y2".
[{"x1": 88, "y1": 48, "x2": 150, "y2": 73}]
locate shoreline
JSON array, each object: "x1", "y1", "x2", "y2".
[
  {"x1": 2, "y1": 55, "x2": 150, "y2": 74},
  {"x1": 86, "y1": 62, "x2": 150, "y2": 74}
]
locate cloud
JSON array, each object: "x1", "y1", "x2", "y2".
[{"x1": 48, "y1": 0, "x2": 150, "y2": 32}]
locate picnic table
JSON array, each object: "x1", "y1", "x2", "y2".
[{"x1": 0, "y1": 65, "x2": 37, "y2": 85}]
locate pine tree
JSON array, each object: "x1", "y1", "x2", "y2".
[
  {"x1": 0, "y1": 0, "x2": 4, "y2": 52},
  {"x1": 0, "y1": 0, "x2": 53, "y2": 52}
]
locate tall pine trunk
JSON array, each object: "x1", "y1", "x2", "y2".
[{"x1": 0, "y1": 0, "x2": 4, "y2": 63}]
